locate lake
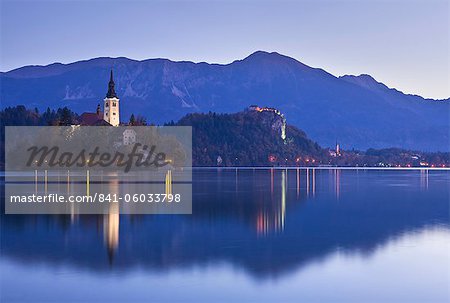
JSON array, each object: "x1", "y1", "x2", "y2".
[{"x1": 1, "y1": 168, "x2": 449, "y2": 302}]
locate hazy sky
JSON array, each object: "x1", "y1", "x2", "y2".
[{"x1": 0, "y1": 0, "x2": 448, "y2": 99}]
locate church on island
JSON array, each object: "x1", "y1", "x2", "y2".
[{"x1": 79, "y1": 70, "x2": 121, "y2": 126}]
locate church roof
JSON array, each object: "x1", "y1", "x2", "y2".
[
  {"x1": 79, "y1": 112, "x2": 111, "y2": 126},
  {"x1": 106, "y1": 70, "x2": 118, "y2": 98}
]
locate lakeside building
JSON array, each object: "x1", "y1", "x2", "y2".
[{"x1": 329, "y1": 142, "x2": 341, "y2": 157}]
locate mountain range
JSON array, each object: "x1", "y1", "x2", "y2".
[{"x1": 1, "y1": 51, "x2": 448, "y2": 151}]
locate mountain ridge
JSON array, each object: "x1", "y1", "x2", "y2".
[
  {"x1": 1, "y1": 51, "x2": 448, "y2": 151},
  {"x1": 340, "y1": 74, "x2": 449, "y2": 102},
  {"x1": 3, "y1": 51, "x2": 448, "y2": 101}
]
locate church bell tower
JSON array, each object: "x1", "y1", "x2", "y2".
[{"x1": 103, "y1": 70, "x2": 120, "y2": 126}]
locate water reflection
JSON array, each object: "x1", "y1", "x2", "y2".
[
  {"x1": 420, "y1": 169, "x2": 429, "y2": 190},
  {"x1": 104, "y1": 180, "x2": 120, "y2": 263},
  {"x1": 257, "y1": 169, "x2": 287, "y2": 235},
  {"x1": 335, "y1": 168, "x2": 340, "y2": 199},
  {"x1": 1, "y1": 169, "x2": 449, "y2": 279}
]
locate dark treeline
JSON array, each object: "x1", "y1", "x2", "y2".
[
  {"x1": 0, "y1": 106, "x2": 80, "y2": 167},
  {"x1": 172, "y1": 111, "x2": 325, "y2": 166},
  {"x1": 329, "y1": 147, "x2": 450, "y2": 168},
  {"x1": 1, "y1": 105, "x2": 449, "y2": 167},
  {"x1": 0, "y1": 105, "x2": 79, "y2": 126},
  {"x1": 172, "y1": 111, "x2": 450, "y2": 167}
]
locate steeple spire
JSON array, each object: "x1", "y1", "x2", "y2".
[
  {"x1": 103, "y1": 70, "x2": 120, "y2": 126},
  {"x1": 106, "y1": 69, "x2": 117, "y2": 98}
]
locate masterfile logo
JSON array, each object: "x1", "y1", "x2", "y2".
[{"x1": 4, "y1": 126, "x2": 192, "y2": 215}]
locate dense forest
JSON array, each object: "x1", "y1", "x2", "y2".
[
  {"x1": 172, "y1": 110, "x2": 324, "y2": 166},
  {"x1": 172, "y1": 110, "x2": 450, "y2": 167},
  {"x1": 0, "y1": 106, "x2": 80, "y2": 166},
  {"x1": 0, "y1": 105, "x2": 79, "y2": 126},
  {"x1": 1, "y1": 105, "x2": 449, "y2": 167}
]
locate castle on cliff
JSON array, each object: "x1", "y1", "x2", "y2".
[{"x1": 248, "y1": 105, "x2": 286, "y2": 140}]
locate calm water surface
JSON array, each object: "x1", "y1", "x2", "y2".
[{"x1": 1, "y1": 169, "x2": 449, "y2": 303}]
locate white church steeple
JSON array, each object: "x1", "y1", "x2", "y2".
[{"x1": 103, "y1": 70, "x2": 120, "y2": 126}]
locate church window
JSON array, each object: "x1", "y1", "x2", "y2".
[{"x1": 113, "y1": 102, "x2": 116, "y2": 107}]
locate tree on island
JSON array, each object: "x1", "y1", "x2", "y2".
[
  {"x1": 129, "y1": 114, "x2": 136, "y2": 125},
  {"x1": 129, "y1": 113, "x2": 147, "y2": 126}
]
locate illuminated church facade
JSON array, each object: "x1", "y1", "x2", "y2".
[{"x1": 80, "y1": 70, "x2": 121, "y2": 126}]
